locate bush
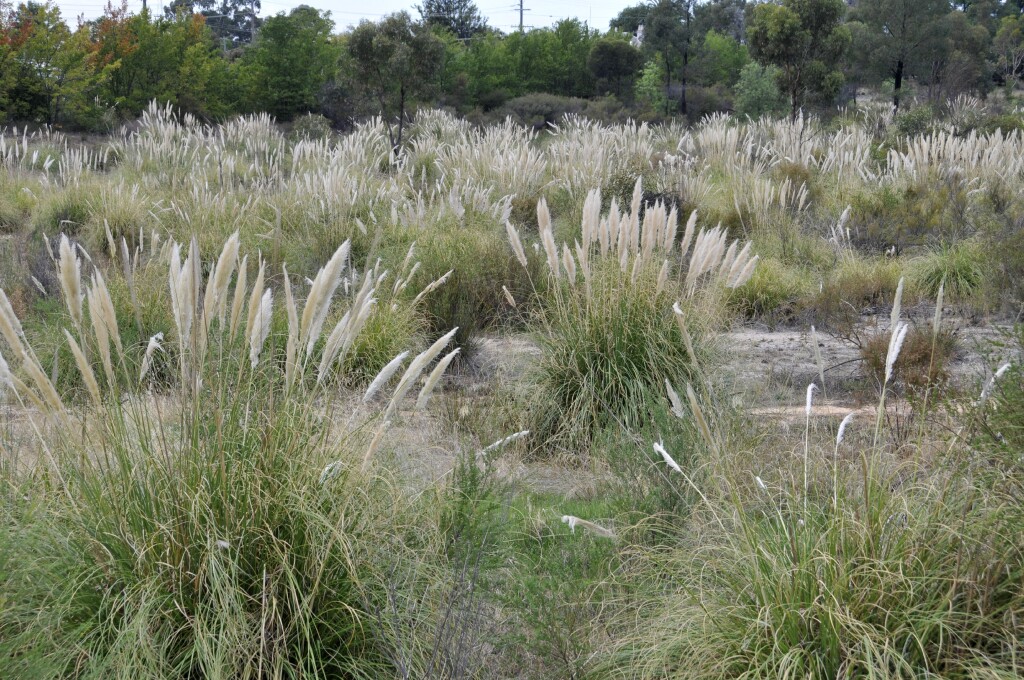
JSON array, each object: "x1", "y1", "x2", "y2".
[
  {"x1": 860, "y1": 324, "x2": 958, "y2": 394},
  {"x1": 0, "y1": 191, "x2": 26, "y2": 234},
  {"x1": 0, "y1": 233, "x2": 459, "y2": 678},
  {"x1": 734, "y1": 63, "x2": 786, "y2": 119},
  {"x1": 892, "y1": 104, "x2": 937, "y2": 140},
  {"x1": 289, "y1": 112, "x2": 334, "y2": 140},
  {"x1": 801, "y1": 256, "x2": 905, "y2": 330},
  {"x1": 31, "y1": 189, "x2": 91, "y2": 236}
]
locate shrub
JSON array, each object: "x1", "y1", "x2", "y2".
[
  {"x1": 801, "y1": 256, "x2": 905, "y2": 330},
  {"x1": 289, "y1": 112, "x2": 334, "y2": 140},
  {"x1": 0, "y1": 191, "x2": 26, "y2": 234},
  {"x1": 860, "y1": 324, "x2": 958, "y2": 394},
  {"x1": 892, "y1": 104, "x2": 937, "y2": 140},
  {"x1": 734, "y1": 62, "x2": 786, "y2": 119},
  {"x1": 404, "y1": 223, "x2": 537, "y2": 355},
  {"x1": 530, "y1": 260, "x2": 707, "y2": 451}
]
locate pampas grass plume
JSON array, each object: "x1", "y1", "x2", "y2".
[
  {"x1": 249, "y1": 289, "x2": 273, "y2": 368},
  {"x1": 58, "y1": 235, "x2": 83, "y2": 329},
  {"x1": 363, "y1": 351, "x2": 410, "y2": 403},
  {"x1": 506, "y1": 220, "x2": 529, "y2": 268},
  {"x1": 64, "y1": 329, "x2": 101, "y2": 407},
  {"x1": 653, "y1": 440, "x2": 682, "y2": 473},
  {"x1": 415, "y1": 347, "x2": 460, "y2": 410}
]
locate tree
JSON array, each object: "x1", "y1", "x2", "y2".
[
  {"x1": 237, "y1": 6, "x2": 340, "y2": 120},
  {"x1": 747, "y1": 0, "x2": 850, "y2": 119},
  {"x1": 346, "y1": 12, "x2": 444, "y2": 148},
  {"x1": 164, "y1": 0, "x2": 260, "y2": 46},
  {"x1": 416, "y1": 0, "x2": 486, "y2": 40},
  {"x1": 587, "y1": 36, "x2": 644, "y2": 98},
  {"x1": 849, "y1": 0, "x2": 950, "y2": 111},
  {"x1": 995, "y1": 14, "x2": 1024, "y2": 91},
  {"x1": 91, "y1": 7, "x2": 230, "y2": 120},
  {"x1": 5, "y1": 2, "x2": 105, "y2": 125},
  {"x1": 692, "y1": 29, "x2": 748, "y2": 87},
  {"x1": 694, "y1": 0, "x2": 746, "y2": 42}
]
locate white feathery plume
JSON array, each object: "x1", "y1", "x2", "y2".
[
  {"x1": 755, "y1": 476, "x2": 768, "y2": 491},
  {"x1": 245, "y1": 259, "x2": 266, "y2": 342},
  {"x1": 502, "y1": 285, "x2": 517, "y2": 308},
  {"x1": 58, "y1": 234, "x2": 83, "y2": 330},
  {"x1": 836, "y1": 412, "x2": 855, "y2": 446},
  {"x1": 805, "y1": 383, "x2": 817, "y2": 417},
  {"x1": 665, "y1": 379, "x2": 685, "y2": 419},
  {"x1": 202, "y1": 230, "x2": 240, "y2": 329},
  {"x1": 412, "y1": 269, "x2": 454, "y2": 307},
  {"x1": 884, "y1": 322, "x2": 909, "y2": 383},
  {"x1": 229, "y1": 255, "x2": 248, "y2": 340},
  {"x1": 415, "y1": 347, "x2": 460, "y2": 409},
  {"x1": 301, "y1": 240, "x2": 349, "y2": 353},
  {"x1": 480, "y1": 430, "x2": 530, "y2": 455},
  {"x1": 363, "y1": 351, "x2": 410, "y2": 403},
  {"x1": 0, "y1": 350, "x2": 10, "y2": 394},
  {"x1": 506, "y1": 220, "x2": 528, "y2": 268},
  {"x1": 560, "y1": 515, "x2": 616, "y2": 539},
  {"x1": 249, "y1": 289, "x2": 273, "y2": 368},
  {"x1": 980, "y1": 362, "x2": 1013, "y2": 403},
  {"x1": 64, "y1": 329, "x2": 101, "y2": 407},
  {"x1": 538, "y1": 198, "x2": 559, "y2": 277},
  {"x1": 139, "y1": 332, "x2": 164, "y2": 383},
  {"x1": 561, "y1": 244, "x2": 576, "y2": 282},
  {"x1": 679, "y1": 210, "x2": 697, "y2": 258},
  {"x1": 890, "y1": 277, "x2": 905, "y2": 330},
  {"x1": 653, "y1": 441, "x2": 682, "y2": 473},
  {"x1": 385, "y1": 327, "x2": 459, "y2": 419},
  {"x1": 0, "y1": 290, "x2": 28, "y2": 361}
]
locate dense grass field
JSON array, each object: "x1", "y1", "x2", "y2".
[{"x1": 0, "y1": 101, "x2": 1022, "y2": 678}]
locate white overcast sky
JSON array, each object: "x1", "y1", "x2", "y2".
[{"x1": 54, "y1": 0, "x2": 629, "y2": 33}]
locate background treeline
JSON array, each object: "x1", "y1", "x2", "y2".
[{"x1": 4, "y1": 0, "x2": 1024, "y2": 131}]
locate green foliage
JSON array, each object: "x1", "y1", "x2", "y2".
[
  {"x1": 587, "y1": 37, "x2": 644, "y2": 100},
  {"x1": 416, "y1": 0, "x2": 487, "y2": 40},
  {"x1": 237, "y1": 6, "x2": 340, "y2": 121},
  {"x1": 92, "y1": 9, "x2": 231, "y2": 122},
  {"x1": 861, "y1": 323, "x2": 957, "y2": 393},
  {"x1": 403, "y1": 221, "x2": 536, "y2": 355},
  {"x1": 734, "y1": 62, "x2": 787, "y2": 119},
  {"x1": 635, "y1": 59, "x2": 669, "y2": 115},
  {"x1": 692, "y1": 29, "x2": 749, "y2": 88},
  {"x1": 747, "y1": 0, "x2": 851, "y2": 118},
  {"x1": 849, "y1": 0, "x2": 950, "y2": 110},
  {"x1": 730, "y1": 257, "x2": 811, "y2": 322},
  {"x1": 346, "y1": 12, "x2": 445, "y2": 147}
]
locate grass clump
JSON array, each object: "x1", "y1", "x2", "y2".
[
  {"x1": 510, "y1": 185, "x2": 754, "y2": 453},
  {"x1": 611, "y1": 465, "x2": 1024, "y2": 679},
  {"x1": 909, "y1": 241, "x2": 984, "y2": 301},
  {"x1": 531, "y1": 260, "x2": 706, "y2": 450},
  {"x1": 0, "y1": 232, "x2": 464, "y2": 678}
]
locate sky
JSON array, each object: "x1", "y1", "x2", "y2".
[{"x1": 52, "y1": 0, "x2": 629, "y2": 33}]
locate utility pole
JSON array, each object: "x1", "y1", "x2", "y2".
[{"x1": 518, "y1": 0, "x2": 524, "y2": 32}]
